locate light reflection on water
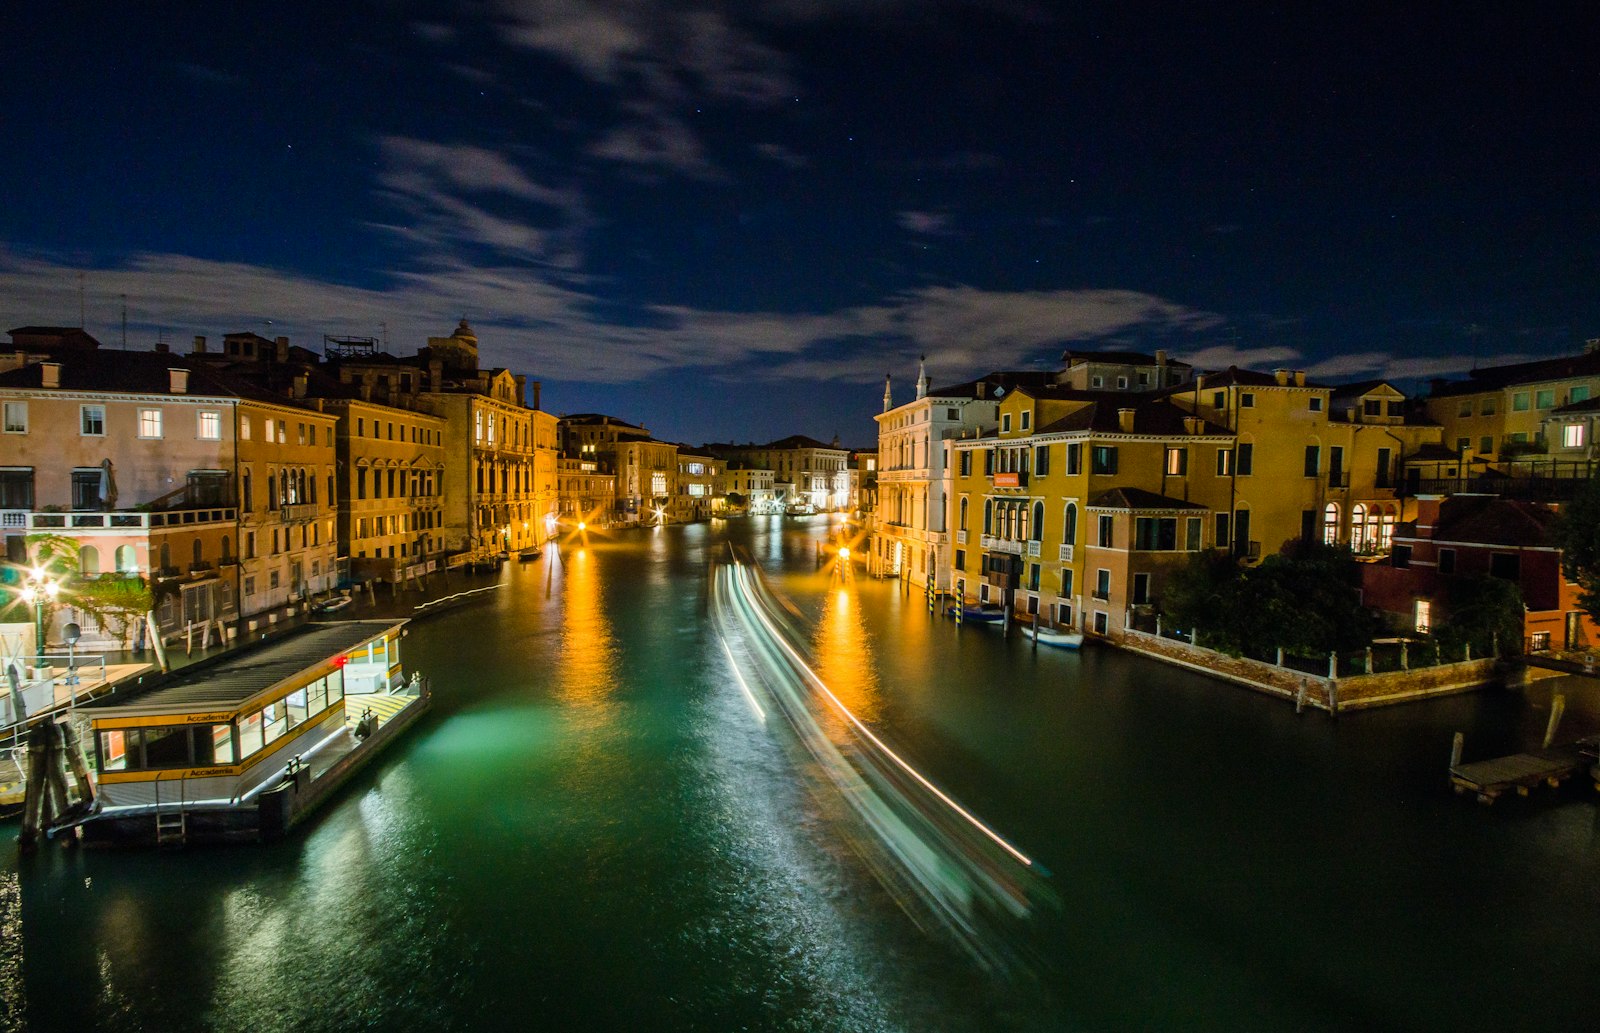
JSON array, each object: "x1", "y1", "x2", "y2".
[{"x1": 3, "y1": 517, "x2": 1600, "y2": 1033}]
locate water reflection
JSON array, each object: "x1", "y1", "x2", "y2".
[
  {"x1": 555, "y1": 543, "x2": 620, "y2": 720},
  {"x1": 812, "y1": 580, "x2": 884, "y2": 724}
]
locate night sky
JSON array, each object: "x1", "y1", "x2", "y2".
[{"x1": 2, "y1": 2, "x2": 1597, "y2": 445}]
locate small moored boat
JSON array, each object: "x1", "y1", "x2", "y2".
[
  {"x1": 517, "y1": 549, "x2": 542, "y2": 562},
  {"x1": 947, "y1": 603, "x2": 1006, "y2": 624},
  {"x1": 1024, "y1": 624, "x2": 1084, "y2": 650}
]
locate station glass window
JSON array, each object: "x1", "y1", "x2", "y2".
[
  {"x1": 239, "y1": 711, "x2": 264, "y2": 758},
  {"x1": 262, "y1": 701, "x2": 288, "y2": 744},
  {"x1": 142, "y1": 726, "x2": 191, "y2": 769},
  {"x1": 99, "y1": 730, "x2": 129, "y2": 771},
  {"x1": 286, "y1": 687, "x2": 309, "y2": 731}
]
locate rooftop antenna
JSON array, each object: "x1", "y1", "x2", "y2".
[
  {"x1": 120, "y1": 294, "x2": 128, "y2": 349},
  {"x1": 380, "y1": 320, "x2": 389, "y2": 350},
  {"x1": 77, "y1": 271, "x2": 85, "y2": 327}
]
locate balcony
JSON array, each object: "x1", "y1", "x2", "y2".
[
  {"x1": 955, "y1": 529, "x2": 968, "y2": 545},
  {"x1": 980, "y1": 535, "x2": 1023, "y2": 555},
  {"x1": 1091, "y1": 588, "x2": 1111, "y2": 601},
  {"x1": 1328, "y1": 470, "x2": 1350, "y2": 488},
  {"x1": 1027, "y1": 540, "x2": 1041, "y2": 558},
  {"x1": 0, "y1": 508, "x2": 236, "y2": 532},
  {"x1": 280, "y1": 503, "x2": 320, "y2": 523},
  {"x1": 1058, "y1": 543, "x2": 1075, "y2": 563}
]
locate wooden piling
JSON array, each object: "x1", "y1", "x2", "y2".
[
  {"x1": 1450, "y1": 731, "x2": 1465, "y2": 769},
  {"x1": 1543, "y1": 693, "x2": 1567, "y2": 750},
  {"x1": 18, "y1": 723, "x2": 49, "y2": 850}
]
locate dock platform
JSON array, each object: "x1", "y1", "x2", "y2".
[{"x1": 1450, "y1": 740, "x2": 1597, "y2": 804}]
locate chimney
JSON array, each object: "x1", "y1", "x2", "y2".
[
  {"x1": 1587, "y1": 338, "x2": 1599, "y2": 355},
  {"x1": 1274, "y1": 368, "x2": 1290, "y2": 386},
  {"x1": 292, "y1": 371, "x2": 308, "y2": 399},
  {"x1": 1118, "y1": 407, "x2": 1136, "y2": 432},
  {"x1": 40, "y1": 361, "x2": 61, "y2": 388},
  {"x1": 193, "y1": 335, "x2": 207, "y2": 354},
  {"x1": 1156, "y1": 349, "x2": 1168, "y2": 366},
  {"x1": 155, "y1": 341, "x2": 170, "y2": 353},
  {"x1": 1294, "y1": 370, "x2": 1306, "y2": 387},
  {"x1": 1194, "y1": 373, "x2": 1206, "y2": 391},
  {"x1": 1183, "y1": 416, "x2": 1204, "y2": 435},
  {"x1": 977, "y1": 382, "x2": 987, "y2": 399},
  {"x1": 276, "y1": 336, "x2": 289, "y2": 362},
  {"x1": 169, "y1": 367, "x2": 190, "y2": 394},
  {"x1": 513, "y1": 375, "x2": 527, "y2": 408}
]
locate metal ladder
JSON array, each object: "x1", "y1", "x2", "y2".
[{"x1": 154, "y1": 776, "x2": 187, "y2": 846}]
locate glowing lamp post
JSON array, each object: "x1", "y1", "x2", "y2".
[{"x1": 19, "y1": 566, "x2": 61, "y2": 655}]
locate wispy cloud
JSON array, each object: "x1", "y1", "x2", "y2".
[
  {"x1": 0, "y1": 248, "x2": 1223, "y2": 389},
  {"x1": 754, "y1": 142, "x2": 809, "y2": 169},
  {"x1": 897, "y1": 210, "x2": 952, "y2": 235},
  {"x1": 372, "y1": 137, "x2": 589, "y2": 265},
  {"x1": 586, "y1": 109, "x2": 725, "y2": 181}
]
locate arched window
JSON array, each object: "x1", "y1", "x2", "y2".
[
  {"x1": 1323, "y1": 502, "x2": 1340, "y2": 546},
  {"x1": 1064, "y1": 502, "x2": 1078, "y2": 542},
  {"x1": 1379, "y1": 505, "x2": 1396, "y2": 552},
  {"x1": 1031, "y1": 500, "x2": 1045, "y2": 542},
  {"x1": 1018, "y1": 503, "x2": 1030, "y2": 542},
  {"x1": 192, "y1": 539, "x2": 204, "y2": 567},
  {"x1": 115, "y1": 545, "x2": 136, "y2": 573},
  {"x1": 959, "y1": 497, "x2": 969, "y2": 531},
  {"x1": 267, "y1": 473, "x2": 277, "y2": 506},
  {"x1": 159, "y1": 542, "x2": 171, "y2": 572},
  {"x1": 221, "y1": 535, "x2": 232, "y2": 561},
  {"x1": 984, "y1": 499, "x2": 993, "y2": 535},
  {"x1": 1351, "y1": 503, "x2": 1368, "y2": 551},
  {"x1": 80, "y1": 545, "x2": 100, "y2": 577}
]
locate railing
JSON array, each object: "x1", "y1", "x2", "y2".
[
  {"x1": 1, "y1": 652, "x2": 113, "y2": 738},
  {"x1": 1091, "y1": 588, "x2": 1111, "y2": 601},
  {"x1": 280, "y1": 503, "x2": 319, "y2": 523},
  {"x1": 1, "y1": 508, "x2": 235, "y2": 531},
  {"x1": 980, "y1": 535, "x2": 1023, "y2": 555},
  {"x1": 1027, "y1": 540, "x2": 1042, "y2": 557},
  {"x1": 1058, "y1": 543, "x2": 1075, "y2": 562},
  {"x1": 1328, "y1": 471, "x2": 1350, "y2": 488},
  {"x1": 955, "y1": 530, "x2": 967, "y2": 545}
]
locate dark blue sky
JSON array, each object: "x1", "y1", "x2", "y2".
[{"x1": 2, "y1": 1, "x2": 1597, "y2": 445}]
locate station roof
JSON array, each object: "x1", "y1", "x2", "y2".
[{"x1": 86, "y1": 621, "x2": 404, "y2": 718}]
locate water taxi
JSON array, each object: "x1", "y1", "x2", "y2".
[{"x1": 27, "y1": 619, "x2": 428, "y2": 847}]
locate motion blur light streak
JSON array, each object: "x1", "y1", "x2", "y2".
[{"x1": 710, "y1": 547, "x2": 1053, "y2": 971}]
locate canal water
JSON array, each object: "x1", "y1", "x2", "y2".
[{"x1": 3, "y1": 517, "x2": 1599, "y2": 1032}]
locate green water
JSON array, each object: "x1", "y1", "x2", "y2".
[{"x1": 3, "y1": 517, "x2": 1598, "y2": 1032}]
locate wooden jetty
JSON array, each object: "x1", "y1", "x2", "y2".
[{"x1": 1450, "y1": 745, "x2": 1590, "y2": 804}]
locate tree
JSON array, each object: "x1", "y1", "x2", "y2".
[
  {"x1": 1439, "y1": 574, "x2": 1524, "y2": 658},
  {"x1": 1554, "y1": 476, "x2": 1600, "y2": 624},
  {"x1": 26, "y1": 533, "x2": 154, "y2": 649}
]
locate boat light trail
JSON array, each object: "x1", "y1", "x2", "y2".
[
  {"x1": 731, "y1": 561, "x2": 1037, "y2": 870},
  {"x1": 719, "y1": 634, "x2": 767, "y2": 723}
]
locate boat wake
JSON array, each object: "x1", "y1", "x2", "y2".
[{"x1": 709, "y1": 546, "x2": 1056, "y2": 974}]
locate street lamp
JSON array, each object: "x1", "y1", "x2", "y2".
[{"x1": 19, "y1": 566, "x2": 61, "y2": 655}]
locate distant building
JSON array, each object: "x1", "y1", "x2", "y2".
[
  {"x1": 707, "y1": 435, "x2": 850, "y2": 513},
  {"x1": 672, "y1": 448, "x2": 725, "y2": 522},
  {"x1": 558, "y1": 413, "x2": 678, "y2": 523},
  {"x1": 1424, "y1": 340, "x2": 1600, "y2": 463},
  {"x1": 1362, "y1": 495, "x2": 1598, "y2": 651}
]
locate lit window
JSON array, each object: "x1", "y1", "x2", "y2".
[
  {"x1": 197, "y1": 410, "x2": 221, "y2": 440},
  {"x1": 2, "y1": 401, "x2": 26, "y2": 433},
  {"x1": 80, "y1": 404, "x2": 105, "y2": 436},
  {"x1": 138, "y1": 408, "x2": 163, "y2": 438},
  {"x1": 1563, "y1": 424, "x2": 1586, "y2": 448},
  {"x1": 1414, "y1": 599, "x2": 1431, "y2": 633}
]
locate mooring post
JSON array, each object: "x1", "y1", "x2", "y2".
[
  {"x1": 1401, "y1": 639, "x2": 1409, "y2": 671},
  {"x1": 1276, "y1": 646, "x2": 1284, "y2": 667},
  {"x1": 1465, "y1": 641, "x2": 1472, "y2": 662},
  {"x1": 1450, "y1": 731, "x2": 1465, "y2": 769},
  {"x1": 1155, "y1": 614, "x2": 1162, "y2": 638},
  {"x1": 1296, "y1": 679, "x2": 1307, "y2": 713},
  {"x1": 1543, "y1": 692, "x2": 1567, "y2": 750},
  {"x1": 1327, "y1": 680, "x2": 1339, "y2": 717},
  {"x1": 1365, "y1": 646, "x2": 1373, "y2": 674},
  {"x1": 1328, "y1": 651, "x2": 1337, "y2": 679}
]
